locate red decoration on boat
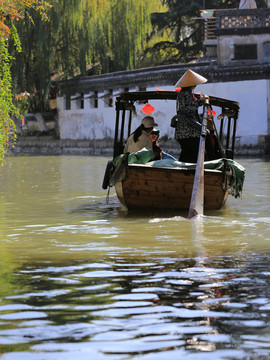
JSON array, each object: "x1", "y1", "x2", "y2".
[
  {"x1": 208, "y1": 109, "x2": 216, "y2": 117},
  {"x1": 175, "y1": 88, "x2": 181, "y2": 91},
  {"x1": 142, "y1": 104, "x2": 155, "y2": 114}
]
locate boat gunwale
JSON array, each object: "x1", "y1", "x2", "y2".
[{"x1": 127, "y1": 163, "x2": 223, "y2": 175}]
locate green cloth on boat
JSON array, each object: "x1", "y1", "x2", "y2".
[
  {"x1": 113, "y1": 148, "x2": 154, "y2": 167},
  {"x1": 151, "y1": 158, "x2": 246, "y2": 199},
  {"x1": 113, "y1": 148, "x2": 245, "y2": 199}
]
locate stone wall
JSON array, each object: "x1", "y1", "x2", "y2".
[
  {"x1": 12, "y1": 137, "x2": 114, "y2": 156},
  {"x1": 11, "y1": 136, "x2": 269, "y2": 158}
]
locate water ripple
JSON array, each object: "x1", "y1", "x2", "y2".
[{"x1": 0, "y1": 255, "x2": 270, "y2": 359}]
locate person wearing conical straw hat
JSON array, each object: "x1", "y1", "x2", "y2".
[{"x1": 172, "y1": 69, "x2": 216, "y2": 163}]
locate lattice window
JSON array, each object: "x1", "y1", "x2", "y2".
[{"x1": 220, "y1": 13, "x2": 270, "y2": 30}]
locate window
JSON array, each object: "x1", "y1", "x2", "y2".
[
  {"x1": 76, "y1": 92, "x2": 84, "y2": 109},
  {"x1": 138, "y1": 86, "x2": 146, "y2": 104},
  {"x1": 234, "y1": 44, "x2": 257, "y2": 60},
  {"x1": 65, "y1": 94, "x2": 71, "y2": 110},
  {"x1": 104, "y1": 89, "x2": 113, "y2": 107},
  {"x1": 264, "y1": 42, "x2": 270, "y2": 60},
  {"x1": 90, "y1": 91, "x2": 98, "y2": 108}
]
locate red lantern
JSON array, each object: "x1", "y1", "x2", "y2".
[
  {"x1": 142, "y1": 104, "x2": 155, "y2": 114},
  {"x1": 208, "y1": 109, "x2": 216, "y2": 117}
]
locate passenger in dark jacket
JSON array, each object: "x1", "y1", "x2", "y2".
[{"x1": 149, "y1": 128, "x2": 162, "y2": 160}]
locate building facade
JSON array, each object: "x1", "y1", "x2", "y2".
[{"x1": 57, "y1": 8, "x2": 270, "y2": 156}]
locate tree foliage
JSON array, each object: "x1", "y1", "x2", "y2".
[
  {"x1": 10, "y1": 0, "x2": 165, "y2": 113},
  {"x1": 0, "y1": 0, "x2": 51, "y2": 163},
  {"x1": 141, "y1": 0, "x2": 267, "y2": 66},
  {"x1": 2, "y1": 0, "x2": 267, "y2": 162}
]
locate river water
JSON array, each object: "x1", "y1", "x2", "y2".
[{"x1": 0, "y1": 154, "x2": 269, "y2": 360}]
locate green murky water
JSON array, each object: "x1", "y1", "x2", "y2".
[{"x1": 0, "y1": 155, "x2": 269, "y2": 359}]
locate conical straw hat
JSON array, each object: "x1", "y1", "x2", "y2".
[{"x1": 175, "y1": 69, "x2": 207, "y2": 88}]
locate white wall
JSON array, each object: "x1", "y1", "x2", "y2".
[
  {"x1": 57, "y1": 93, "x2": 115, "y2": 140},
  {"x1": 57, "y1": 79, "x2": 269, "y2": 146},
  {"x1": 202, "y1": 79, "x2": 268, "y2": 136}
]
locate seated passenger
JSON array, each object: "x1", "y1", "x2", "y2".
[
  {"x1": 148, "y1": 128, "x2": 177, "y2": 161},
  {"x1": 124, "y1": 116, "x2": 158, "y2": 154},
  {"x1": 207, "y1": 111, "x2": 223, "y2": 160},
  {"x1": 149, "y1": 128, "x2": 162, "y2": 160}
]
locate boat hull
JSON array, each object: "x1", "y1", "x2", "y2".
[{"x1": 114, "y1": 164, "x2": 228, "y2": 211}]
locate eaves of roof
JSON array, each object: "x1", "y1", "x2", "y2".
[{"x1": 59, "y1": 61, "x2": 270, "y2": 95}]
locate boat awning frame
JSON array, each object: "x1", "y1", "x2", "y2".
[{"x1": 113, "y1": 90, "x2": 240, "y2": 160}]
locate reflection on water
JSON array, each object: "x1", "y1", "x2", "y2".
[{"x1": 0, "y1": 155, "x2": 270, "y2": 359}]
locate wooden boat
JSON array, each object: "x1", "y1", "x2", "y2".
[{"x1": 102, "y1": 90, "x2": 244, "y2": 211}]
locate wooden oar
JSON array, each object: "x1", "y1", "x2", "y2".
[{"x1": 188, "y1": 99, "x2": 209, "y2": 219}]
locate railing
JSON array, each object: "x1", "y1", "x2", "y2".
[
  {"x1": 202, "y1": 8, "x2": 270, "y2": 41},
  {"x1": 204, "y1": 17, "x2": 216, "y2": 40},
  {"x1": 200, "y1": 9, "x2": 216, "y2": 40}
]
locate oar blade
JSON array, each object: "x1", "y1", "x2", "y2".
[
  {"x1": 188, "y1": 101, "x2": 209, "y2": 219},
  {"x1": 188, "y1": 146, "x2": 205, "y2": 219}
]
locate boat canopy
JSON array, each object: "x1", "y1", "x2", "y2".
[{"x1": 114, "y1": 90, "x2": 240, "y2": 159}]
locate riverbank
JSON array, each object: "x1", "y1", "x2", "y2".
[
  {"x1": 11, "y1": 135, "x2": 270, "y2": 157},
  {"x1": 12, "y1": 136, "x2": 114, "y2": 156}
]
